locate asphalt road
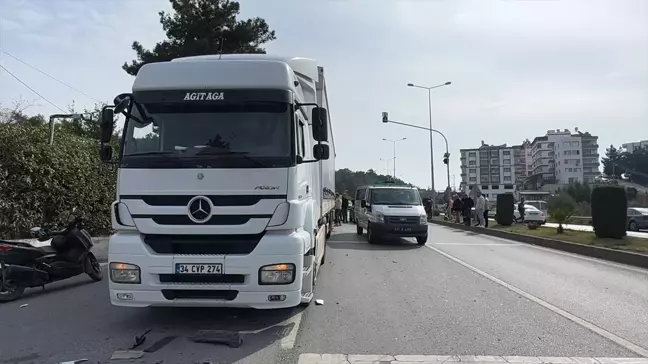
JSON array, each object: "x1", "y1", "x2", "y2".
[{"x1": 1, "y1": 224, "x2": 646, "y2": 364}]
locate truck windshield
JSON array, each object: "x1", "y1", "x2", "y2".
[
  {"x1": 121, "y1": 102, "x2": 292, "y2": 168},
  {"x1": 371, "y1": 189, "x2": 422, "y2": 206}
]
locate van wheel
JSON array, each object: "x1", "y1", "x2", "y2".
[
  {"x1": 367, "y1": 225, "x2": 377, "y2": 244},
  {"x1": 356, "y1": 225, "x2": 363, "y2": 235},
  {"x1": 416, "y1": 235, "x2": 428, "y2": 245}
]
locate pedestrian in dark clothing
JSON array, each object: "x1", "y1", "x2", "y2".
[
  {"x1": 452, "y1": 196, "x2": 463, "y2": 223},
  {"x1": 462, "y1": 196, "x2": 474, "y2": 226},
  {"x1": 483, "y1": 196, "x2": 490, "y2": 228},
  {"x1": 518, "y1": 198, "x2": 525, "y2": 223},
  {"x1": 341, "y1": 196, "x2": 349, "y2": 223}
]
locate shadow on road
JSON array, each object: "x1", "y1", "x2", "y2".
[{"x1": 327, "y1": 239, "x2": 422, "y2": 251}]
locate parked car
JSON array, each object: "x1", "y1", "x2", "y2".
[
  {"x1": 627, "y1": 207, "x2": 648, "y2": 231},
  {"x1": 514, "y1": 204, "x2": 547, "y2": 224}
]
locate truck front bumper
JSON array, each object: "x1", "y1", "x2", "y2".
[{"x1": 108, "y1": 230, "x2": 309, "y2": 309}]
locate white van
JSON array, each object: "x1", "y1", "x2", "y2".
[{"x1": 354, "y1": 185, "x2": 428, "y2": 245}]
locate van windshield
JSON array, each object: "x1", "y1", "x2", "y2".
[{"x1": 371, "y1": 189, "x2": 421, "y2": 206}]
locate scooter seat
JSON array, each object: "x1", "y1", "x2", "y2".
[{"x1": 37, "y1": 245, "x2": 57, "y2": 255}]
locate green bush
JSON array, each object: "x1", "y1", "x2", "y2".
[
  {"x1": 496, "y1": 193, "x2": 514, "y2": 226},
  {"x1": 591, "y1": 186, "x2": 627, "y2": 239},
  {"x1": 547, "y1": 194, "x2": 576, "y2": 233},
  {"x1": 0, "y1": 125, "x2": 116, "y2": 238}
]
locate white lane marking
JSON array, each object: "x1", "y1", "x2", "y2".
[
  {"x1": 280, "y1": 311, "x2": 303, "y2": 350},
  {"x1": 297, "y1": 354, "x2": 648, "y2": 364},
  {"x1": 425, "y1": 244, "x2": 648, "y2": 357},
  {"x1": 433, "y1": 243, "x2": 520, "y2": 246},
  {"x1": 430, "y1": 224, "x2": 648, "y2": 275}
]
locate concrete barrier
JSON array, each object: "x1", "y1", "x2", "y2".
[{"x1": 430, "y1": 219, "x2": 648, "y2": 269}]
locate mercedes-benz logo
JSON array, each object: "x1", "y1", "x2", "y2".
[
  {"x1": 197, "y1": 173, "x2": 204, "y2": 180},
  {"x1": 187, "y1": 196, "x2": 212, "y2": 224}
]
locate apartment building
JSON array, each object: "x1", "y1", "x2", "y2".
[
  {"x1": 527, "y1": 129, "x2": 599, "y2": 187},
  {"x1": 460, "y1": 130, "x2": 600, "y2": 196},
  {"x1": 459, "y1": 141, "x2": 526, "y2": 200},
  {"x1": 622, "y1": 140, "x2": 648, "y2": 153}
]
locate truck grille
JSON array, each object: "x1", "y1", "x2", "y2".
[
  {"x1": 385, "y1": 216, "x2": 419, "y2": 224},
  {"x1": 121, "y1": 194, "x2": 287, "y2": 206},
  {"x1": 143, "y1": 233, "x2": 265, "y2": 255},
  {"x1": 161, "y1": 289, "x2": 238, "y2": 300},
  {"x1": 159, "y1": 274, "x2": 245, "y2": 284}
]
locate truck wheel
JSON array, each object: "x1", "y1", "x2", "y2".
[
  {"x1": 416, "y1": 235, "x2": 428, "y2": 245},
  {"x1": 356, "y1": 225, "x2": 363, "y2": 235},
  {"x1": 0, "y1": 277, "x2": 25, "y2": 302},
  {"x1": 628, "y1": 221, "x2": 639, "y2": 232}
]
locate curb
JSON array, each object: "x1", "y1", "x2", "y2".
[{"x1": 429, "y1": 219, "x2": 648, "y2": 269}]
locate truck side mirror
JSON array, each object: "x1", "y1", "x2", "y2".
[
  {"x1": 311, "y1": 107, "x2": 328, "y2": 142},
  {"x1": 313, "y1": 144, "x2": 330, "y2": 160},
  {"x1": 99, "y1": 144, "x2": 113, "y2": 162},
  {"x1": 100, "y1": 108, "x2": 115, "y2": 143}
]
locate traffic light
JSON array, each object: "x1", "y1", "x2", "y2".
[{"x1": 443, "y1": 152, "x2": 450, "y2": 165}]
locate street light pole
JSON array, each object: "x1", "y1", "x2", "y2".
[
  {"x1": 405, "y1": 81, "x2": 451, "y2": 211},
  {"x1": 382, "y1": 137, "x2": 406, "y2": 179}
]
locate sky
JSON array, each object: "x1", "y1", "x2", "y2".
[{"x1": 1, "y1": 0, "x2": 647, "y2": 190}]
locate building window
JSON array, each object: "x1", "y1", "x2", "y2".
[
  {"x1": 480, "y1": 176, "x2": 489, "y2": 182},
  {"x1": 469, "y1": 152, "x2": 476, "y2": 157},
  {"x1": 503, "y1": 151, "x2": 511, "y2": 156},
  {"x1": 481, "y1": 185, "x2": 489, "y2": 190},
  {"x1": 469, "y1": 168, "x2": 476, "y2": 173},
  {"x1": 503, "y1": 159, "x2": 511, "y2": 164},
  {"x1": 503, "y1": 176, "x2": 511, "y2": 181},
  {"x1": 470, "y1": 177, "x2": 477, "y2": 182},
  {"x1": 503, "y1": 167, "x2": 511, "y2": 173},
  {"x1": 469, "y1": 161, "x2": 476, "y2": 166},
  {"x1": 491, "y1": 185, "x2": 499, "y2": 189},
  {"x1": 504, "y1": 185, "x2": 514, "y2": 190}
]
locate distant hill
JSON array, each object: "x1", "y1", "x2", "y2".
[{"x1": 335, "y1": 168, "x2": 416, "y2": 198}]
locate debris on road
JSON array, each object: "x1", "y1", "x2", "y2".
[
  {"x1": 315, "y1": 299, "x2": 324, "y2": 305},
  {"x1": 110, "y1": 351, "x2": 144, "y2": 360},
  {"x1": 57, "y1": 359, "x2": 88, "y2": 364},
  {"x1": 189, "y1": 329, "x2": 243, "y2": 348},
  {"x1": 19, "y1": 304, "x2": 28, "y2": 308},
  {"x1": 144, "y1": 336, "x2": 177, "y2": 353},
  {"x1": 131, "y1": 328, "x2": 152, "y2": 349}
]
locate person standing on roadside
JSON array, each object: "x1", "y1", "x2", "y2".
[
  {"x1": 452, "y1": 195, "x2": 463, "y2": 223},
  {"x1": 462, "y1": 195, "x2": 474, "y2": 226},
  {"x1": 483, "y1": 195, "x2": 490, "y2": 228},
  {"x1": 341, "y1": 195, "x2": 349, "y2": 223},
  {"x1": 518, "y1": 197, "x2": 526, "y2": 224},
  {"x1": 335, "y1": 194, "x2": 343, "y2": 226},
  {"x1": 475, "y1": 192, "x2": 486, "y2": 227}
]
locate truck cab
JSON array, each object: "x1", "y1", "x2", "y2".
[
  {"x1": 98, "y1": 54, "x2": 335, "y2": 309},
  {"x1": 354, "y1": 185, "x2": 428, "y2": 245}
]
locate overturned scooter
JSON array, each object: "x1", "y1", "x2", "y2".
[{"x1": 0, "y1": 208, "x2": 103, "y2": 302}]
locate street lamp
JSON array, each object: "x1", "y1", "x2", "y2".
[
  {"x1": 390, "y1": 81, "x2": 451, "y2": 210},
  {"x1": 382, "y1": 137, "x2": 406, "y2": 179}
]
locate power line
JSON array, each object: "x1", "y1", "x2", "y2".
[
  {"x1": 0, "y1": 49, "x2": 102, "y2": 103},
  {"x1": 0, "y1": 63, "x2": 66, "y2": 113}
]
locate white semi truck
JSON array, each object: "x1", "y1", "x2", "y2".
[{"x1": 98, "y1": 54, "x2": 335, "y2": 309}]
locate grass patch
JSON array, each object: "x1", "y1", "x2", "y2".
[{"x1": 492, "y1": 224, "x2": 648, "y2": 254}]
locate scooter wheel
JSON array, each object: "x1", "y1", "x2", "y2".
[
  {"x1": 0, "y1": 278, "x2": 25, "y2": 303},
  {"x1": 85, "y1": 254, "x2": 104, "y2": 282}
]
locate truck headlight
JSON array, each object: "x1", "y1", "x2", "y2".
[
  {"x1": 110, "y1": 262, "x2": 141, "y2": 284},
  {"x1": 373, "y1": 212, "x2": 384, "y2": 223},
  {"x1": 259, "y1": 263, "x2": 295, "y2": 285},
  {"x1": 420, "y1": 214, "x2": 428, "y2": 224}
]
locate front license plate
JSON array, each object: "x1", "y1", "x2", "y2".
[
  {"x1": 175, "y1": 263, "x2": 222, "y2": 274},
  {"x1": 394, "y1": 227, "x2": 412, "y2": 232}
]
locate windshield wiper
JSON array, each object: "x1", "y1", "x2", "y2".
[{"x1": 195, "y1": 150, "x2": 270, "y2": 168}]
